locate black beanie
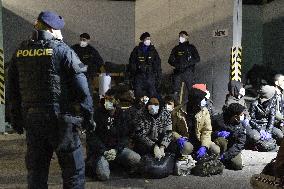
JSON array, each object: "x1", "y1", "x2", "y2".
[
  {"x1": 140, "y1": 32, "x2": 150, "y2": 41},
  {"x1": 179, "y1": 31, "x2": 188, "y2": 36},
  {"x1": 188, "y1": 88, "x2": 207, "y2": 106},
  {"x1": 80, "y1": 33, "x2": 90, "y2": 39}
]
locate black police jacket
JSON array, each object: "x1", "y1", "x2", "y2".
[
  {"x1": 249, "y1": 98, "x2": 276, "y2": 132},
  {"x1": 71, "y1": 44, "x2": 104, "y2": 78},
  {"x1": 168, "y1": 41, "x2": 200, "y2": 72},
  {"x1": 7, "y1": 30, "x2": 94, "y2": 127},
  {"x1": 128, "y1": 42, "x2": 162, "y2": 79}
]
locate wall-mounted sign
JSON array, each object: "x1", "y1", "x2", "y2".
[{"x1": 213, "y1": 29, "x2": 229, "y2": 37}]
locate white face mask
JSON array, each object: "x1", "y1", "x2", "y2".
[
  {"x1": 104, "y1": 100, "x2": 114, "y2": 110},
  {"x1": 205, "y1": 90, "x2": 210, "y2": 100},
  {"x1": 51, "y1": 29, "x2": 63, "y2": 40},
  {"x1": 179, "y1": 37, "x2": 186, "y2": 43},
  {"x1": 239, "y1": 114, "x2": 245, "y2": 121},
  {"x1": 166, "y1": 104, "x2": 174, "y2": 112},
  {"x1": 239, "y1": 88, "x2": 245, "y2": 98},
  {"x1": 141, "y1": 96, "x2": 149, "y2": 105},
  {"x1": 149, "y1": 105, "x2": 159, "y2": 115},
  {"x1": 80, "y1": 41, "x2": 88, "y2": 47},
  {"x1": 200, "y1": 98, "x2": 207, "y2": 107},
  {"x1": 144, "y1": 40, "x2": 151, "y2": 46}
]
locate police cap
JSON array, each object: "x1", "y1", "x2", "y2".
[{"x1": 38, "y1": 11, "x2": 65, "y2": 30}]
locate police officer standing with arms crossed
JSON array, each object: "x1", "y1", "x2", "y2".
[
  {"x1": 72, "y1": 33, "x2": 104, "y2": 97},
  {"x1": 8, "y1": 11, "x2": 95, "y2": 189},
  {"x1": 128, "y1": 32, "x2": 162, "y2": 98},
  {"x1": 168, "y1": 31, "x2": 200, "y2": 101}
]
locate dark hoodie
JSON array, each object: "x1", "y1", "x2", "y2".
[{"x1": 224, "y1": 80, "x2": 246, "y2": 108}]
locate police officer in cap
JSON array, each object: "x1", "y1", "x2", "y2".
[
  {"x1": 128, "y1": 32, "x2": 162, "y2": 98},
  {"x1": 72, "y1": 33, "x2": 104, "y2": 97},
  {"x1": 168, "y1": 31, "x2": 200, "y2": 101},
  {"x1": 8, "y1": 11, "x2": 95, "y2": 188}
]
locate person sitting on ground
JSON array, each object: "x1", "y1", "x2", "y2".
[
  {"x1": 85, "y1": 89, "x2": 141, "y2": 181},
  {"x1": 134, "y1": 97, "x2": 173, "y2": 159},
  {"x1": 186, "y1": 87, "x2": 220, "y2": 160},
  {"x1": 250, "y1": 85, "x2": 283, "y2": 145},
  {"x1": 214, "y1": 103, "x2": 246, "y2": 170},
  {"x1": 164, "y1": 95, "x2": 193, "y2": 156}
]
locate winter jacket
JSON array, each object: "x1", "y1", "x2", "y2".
[
  {"x1": 135, "y1": 108, "x2": 172, "y2": 151},
  {"x1": 249, "y1": 98, "x2": 276, "y2": 132},
  {"x1": 214, "y1": 118, "x2": 246, "y2": 161},
  {"x1": 71, "y1": 44, "x2": 104, "y2": 78},
  {"x1": 168, "y1": 41, "x2": 200, "y2": 73},
  {"x1": 86, "y1": 106, "x2": 129, "y2": 158},
  {"x1": 172, "y1": 107, "x2": 189, "y2": 139},
  {"x1": 128, "y1": 42, "x2": 162, "y2": 82},
  {"x1": 187, "y1": 107, "x2": 214, "y2": 148}
]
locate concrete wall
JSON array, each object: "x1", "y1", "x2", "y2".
[
  {"x1": 3, "y1": 0, "x2": 235, "y2": 110},
  {"x1": 135, "y1": 0, "x2": 234, "y2": 109},
  {"x1": 242, "y1": 0, "x2": 284, "y2": 78},
  {"x1": 3, "y1": 0, "x2": 135, "y2": 65}
]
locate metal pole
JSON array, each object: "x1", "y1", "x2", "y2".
[
  {"x1": 230, "y1": 0, "x2": 242, "y2": 82},
  {"x1": 0, "y1": 0, "x2": 5, "y2": 133}
]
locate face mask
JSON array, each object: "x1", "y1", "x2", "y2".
[
  {"x1": 144, "y1": 40, "x2": 151, "y2": 46},
  {"x1": 141, "y1": 97, "x2": 149, "y2": 105},
  {"x1": 205, "y1": 90, "x2": 210, "y2": 100},
  {"x1": 280, "y1": 84, "x2": 284, "y2": 90},
  {"x1": 166, "y1": 104, "x2": 174, "y2": 112},
  {"x1": 80, "y1": 41, "x2": 88, "y2": 47},
  {"x1": 200, "y1": 98, "x2": 207, "y2": 107},
  {"x1": 51, "y1": 29, "x2": 63, "y2": 40},
  {"x1": 239, "y1": 114, "x2": 245, "y2": 121},
  {"x1": 238, "y1": 88, "x2": 245, "y2": 98},
  {"x1": 104, "y1": 100, "x2": 114, "y2": 110},
  {"x1": 149, "y1": 105, "x2": 159, "y2": 115},
  {"x1": 179, "y1": 37, "x2": 186, "y2": 43}
]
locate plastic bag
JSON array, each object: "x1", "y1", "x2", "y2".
[
  {"x1": 141, "y1": 153, "x2": 175, "y2": 179},
  {"x1": 99, "y1": 73, "x2": 111, "y2": 97}
]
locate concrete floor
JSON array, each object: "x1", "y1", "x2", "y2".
[{"x1": 0, "y1": 134, "x2": 277, "y2": 189}]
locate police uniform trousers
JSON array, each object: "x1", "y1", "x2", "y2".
[
  {"x1": 133, "y1": 73, "x2": 158, "y2": 98},
  {"x1": 172, "y1": 68, "x2": 194, "y2": 101},
  {"x1": 25, "y1": 112, "x2": 85, "y2": 189}
]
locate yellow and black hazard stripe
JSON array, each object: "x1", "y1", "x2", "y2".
[
  {"x1": 0, "y1": 49, "x2": 4, "y2": 104},
  {"x1": 230, "y1": 46, "x2": 242, "y2": 82}
]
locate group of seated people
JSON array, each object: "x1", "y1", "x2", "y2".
[{"x1": 84, "y1": 74, "x2": 284, "y2": 181}]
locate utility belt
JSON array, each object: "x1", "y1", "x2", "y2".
[{"x1": 138, "y1": 64, "x2": 153, "y2": 73}]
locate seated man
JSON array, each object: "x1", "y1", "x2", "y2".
[
  {"x1": 164, "y1": 95, "x2": 193, "y2": 156},
  {"x1": 214, "y1": 103, "x2": 246, "y2": 170},
  {"x1": 86, "y1": 90, "x2": 141, "y2": 181},
  {"x1": 250, "y1": 85, "x2": 283, "y2": 145},
  {"x1": 186, "y1": 87, "x2": 220, "y2": 160},
  {"x1": 134, "y1": 98, "x2": 173, "y2": 159}
]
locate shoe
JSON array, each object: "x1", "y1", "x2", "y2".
[{"x1": 250, "y1": 173, "x2": 284, "y2": 189}]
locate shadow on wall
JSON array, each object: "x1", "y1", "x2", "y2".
[{"x1": 3, "y1": 7, "x2": 130, "y2": 66}]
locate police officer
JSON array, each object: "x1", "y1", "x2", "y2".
[
  {"x1": 168, "y1": 31, "x2": 200, "y2": 101},
  {"x1": 8, "y1": 11, "x2": 95, "y2": 189},
  {"x1": 128, "y1": 32, "x2": 162, "y2": 98},
  {"x1": 72, "y1": 33, "x2": 104, "y2": 97}
]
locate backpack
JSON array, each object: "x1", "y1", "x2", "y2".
[{"x1": 191, "y1": 154, "x2": 224, "y2": 177}]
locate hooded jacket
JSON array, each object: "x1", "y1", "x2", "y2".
[{"x1": 224, "y1": 80, "x2": 246, "y2": 107}]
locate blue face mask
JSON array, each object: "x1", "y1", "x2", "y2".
[
  {"x1": 149, "y1": 105, "x2": 159, "y2": 115},
  {"x1": 200, "y1": 98, "x2": 207, "y2": 107}
]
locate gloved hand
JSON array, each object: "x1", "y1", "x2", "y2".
[
  {"x1": 260, "y1": 130, "x2": 272, "y2": 140},
  {"x1": 103, "y1": 149, "x2": 117, "y2": 161},
  {"x1": 220, "y1": 154, "x2": 224, "y2": 161},
  {"x1": 160, "y1": 146, "x2": 166, "y2": 158},
  {"x1": 217, "y1": 131, "x2": 230, "y2": 139},
  {"x1": 177, "y1": 137, "x2": 188, "y2": 151},
  {"x1": 196, "y1": 146, "x2": 207, "y2": 159},
  {"x1": 241, "y1": 118, "x2": 250, "y2": 127},
  {"x1": 153, "y1": 145, "x2": 162, "y2": 160}
]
